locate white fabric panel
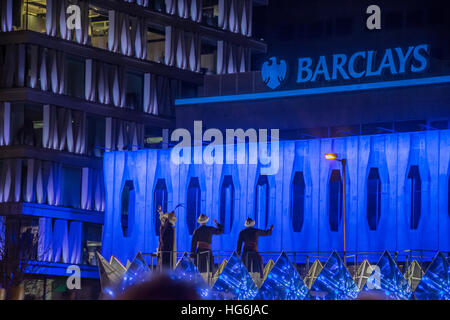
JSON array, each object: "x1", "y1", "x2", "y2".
[
  {"x1": 28, "y1": 45, "x2": 39, "y2": 88},
  {"x1": 13, "y1": 158, "x2": 21, "y2": 202},
  {"x1": 132, "y1": 18, "x2": 147, "y2": 59},
  {"x1": 81, "y1": 167, "x2": 91, "y2": 210},
  {"x1": 59, "y1": 0, "x2": 71, "y2": 40},
  {"x1": 85, "y1": 59, "x2": 97, "y2": 102},
  {"x1": 165, "y1": 26, "x2": 200, "y2": 71},
  {"x1": 112, "y1": 66, "x2": 127, "y2": 108},
  {"x1": 47, "y1": 163, "x2": 61, "y2": 206},
  {"x1": 75, "y1": 1, "x2": 89, "y2": 45},
  {"x1": 46, "y1": 0, "x2": 57, "y2": 37},
  {"x1": 52, "y1": 219, "x2": 69, "y2": 263},
  {"x1": 120, "y1": 14, "x2": 132, "y2": 56},
  {"x1": 25, "y1": 159, "x2": 35, "y2": 202},
  {"x1": 165, "y1": 0, "x2": 176, "y2": 15},
  {"x1": 217, "y1": 41, "x2": 249, "y2": 74},
  {"x1": 108, "y1": 11, "x2": 120, "y2": 53},
  {"x1": 190, "y1": 0, "x2": 203, "y2": 22},
  {"x1": 0, "y1": 0, "x2": 13, "y2": 32},
  {"x1": 218, "y1": 0, "x2": 252, "y2": 36},
  {"x1": 165, "y1": 26, "x2": 175, "y2": 66},
  {"x1": 105, "y1": 118, "x2": 144, "y2": 152},
  {"x1": 94, "y1": 169, "x2": 105, "y2": 211},
  {"x1": 39, "y1": 48, "x2": 49, "y2": 91},
  {"x1": 97, "y1": 62, "x2": 111, "y2": 105},
  {"x1": 143, "y1": 73, "x2": 159, "y2": 115},
  {"x1": 74, "y1": 111, "x2": 86, "y2": 154},
  {"x1": 68, "y1": 221, "x2": 82, "y2": 264},
  {"x1": 38, "y1": 217, "x2": 53, "y2": 262},
  {"x1": 49, "y1": 50, "x2": 65, "y2": 94},
  {"x1": 0, "y1": 102, "x2": 11, "y2": 146},
  {"x1": 35, "y1": 160, "x2": 45, "y2": 204}
]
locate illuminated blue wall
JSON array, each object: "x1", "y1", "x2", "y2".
[{"x1": 101, "y1": 130, "x2": 450, "y2": 264}]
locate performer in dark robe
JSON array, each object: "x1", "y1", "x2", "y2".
[
  {"x1": 157, "y1": 211, "x2": 177, "y2": 269},
  {"x1": 190, "y1": 214, "x2": 224, "y2": 273},
  {"x1": 237, "y1": 218, "x2": 274, "y2": 277}
]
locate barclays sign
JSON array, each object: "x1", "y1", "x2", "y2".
[
  {"x1": 175, "y1": 43, "x2": 448, "y2": 105},
  {"x1": 262, "y1": 44, "x2": 429, "y2": 90}
]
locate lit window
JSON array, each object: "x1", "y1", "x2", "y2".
[
  {"x1": 408, "y1": 166, "x2": 421, "y2": 230},
  {"x1": 220, "y1": 175, "x2": 234, "y2": 234},
  {"x1": 153, "y1": 179, "x2": 168, "y2": 236},
  {"x1": 186, "y1": 177, "x2": 201, "y2": 235},
  {"x1": 291, "y1": 172, "x2": 305, "y2": 233},
  {"x1": 329, "y1": 170, "x2": 343, "y2": 232},
  {"x1": 367, "y1": 168, "x2": 381, "y2": 231},
  {"x1": 255, "y1": 175, "x2": 270, "y2": 230},
  {"x1": 121, "y1": 180, "x2": 135, "y2": 237}
]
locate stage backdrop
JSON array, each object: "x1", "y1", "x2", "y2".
[{"x1": 101, "y1": 130, "x2": 450, "y2": 264}]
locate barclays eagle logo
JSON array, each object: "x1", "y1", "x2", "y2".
[{"x1": 261, "y1": 57, "x2": 287, "y2": 90}]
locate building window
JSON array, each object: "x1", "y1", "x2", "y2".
[
  {"x1": 291, "y1": 171, "x2": 305, "y2": 233},
  {"x1": 329, "y1": 170, "x2": 343, "y2": 232},
  {"x1": 19, "y1": 0, "x2": 47, "y2": 33},
  {"x1": 11, "y1": 103, "x2": 43, "y2": 147},
  {"x1": 61, "y1": 166, "x2": 81, "y2": 209},
  {"x1": 121, "y1": 180, "x2": 135, "y2": 237},
  {"x1": 82, "y1": 223, "x2": 102, "y2": 266},
  {"x1": 255, "y1": 175, "x2": 269, "y2": 230},
  {"x1": 86, "y1": 116, "x2": 105, "y2": 158},
  {"x1": 408, "y1": 166, "x2": 421, "y2": 230},
  {"x1": 367, "y1": 168, "x2": 381, "y2": 231},
  {"x1": 153, "y1": 179, "x2": 168, "y2": 236},
  {"x1": 147, "y1": 27, "x2": 166, "y2": 63},
  {"x1": 89, "y1": 5, "x2": 109, "y2": 50},
  {"x1": 186, "y1": 177, "x2": 201, "y2": 235},
  {"x1": 125, "y1": 71, "x2": 144, "y2": 111},
  {"x1": 65, "y1": 55, "x2": 85, "y2": 99},
  {"x1": 220, "y1": 175, "x2": 234, "y2": 234}
]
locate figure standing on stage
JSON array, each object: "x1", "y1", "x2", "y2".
[
  {"x1": 157, "y1": 206, "x2": 177, "y2": 269},
  {"x1": 237, "y1": 218, "x2": 274, "y2": 278},
  {"x1": 190, "y1": 214, "x2": 224, "y2": 273}
]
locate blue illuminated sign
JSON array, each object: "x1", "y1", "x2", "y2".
[
  {"x1": 296, "y1": 44, "x2": 429, "y2": 84},
  {"x1": 261, "y1": 57, "x2": 288, "y2": 89},
  {"x1": 174, "y1": 43, "x2": 437, "y2": 106}
]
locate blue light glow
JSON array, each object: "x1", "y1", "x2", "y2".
[
  {"x1": 174, "y1": 75, "x2": 450, "y2": 105},
  {"x1": 255, "y1": 252, "x2": 309, "y2": 300},
  {"x1": 309, "y1": 251, "x2": 359, "y2": 300}
]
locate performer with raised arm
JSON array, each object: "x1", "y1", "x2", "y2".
[
  {"x1": 156, "y1": 205, "x2": 177, "y2": 269},
  {"x1": 190, "y1": 214, "x2": 224, "y2": 273},
  {"x1": 237, "y1": 218, "x2": 274, "y2": 278}
]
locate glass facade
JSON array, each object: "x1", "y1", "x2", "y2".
[
  {"x1": 219, "y1": 175, "x2": 234, "y2": 234},
  {"x1": 328, "y1": 170, "x2": 343, "y2": 232},
  {"x1": 186, "y1": 177, "x2": 201, "y2": 235},
  {"x1": 291, "y1": 171, "x2": 305, "y2": 233},
  {"x1": 367, "y1": 168, "x2": 382, "y2": 231},
  {"x1": 255, "y1": 175, "x2": 269, "y2": 230},
  {"x1": 408, "y1": 165, "x2": 422, "y2": 230}
]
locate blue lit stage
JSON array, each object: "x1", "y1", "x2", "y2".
[
  {"x1": 100, "y1": 129, "x2": 450, "y2": 300},
  {"x1": 97, "y1": 250, "x2": 450, "y2": 300}
]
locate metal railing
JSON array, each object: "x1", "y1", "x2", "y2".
[{"x1": 141, "y1": 249, "x2": 448, "y2": 280}]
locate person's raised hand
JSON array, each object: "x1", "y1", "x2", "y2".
[{"x1": 213, "y1": 219, "x2": 219, "y2": 225}]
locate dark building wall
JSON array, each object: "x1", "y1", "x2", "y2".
[{"x1": 177, "y1": 0, "x2": 450, "y2": 138}]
